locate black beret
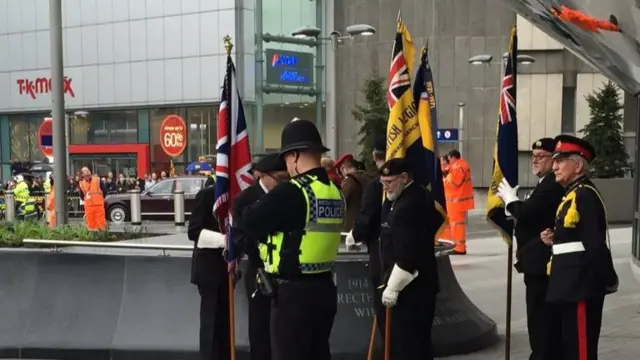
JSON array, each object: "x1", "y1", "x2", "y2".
[
  {"x1": 552, "y1": 135, "x2": 596, "y2": 162},
  {"x1": 378, "y1": 158, "x2": 411, "y2": 176},
  {"x1": 254, "y1": 153, "x2": 287, "y2": 173},
  {"x1": 531, "y1": 138, "x2": 555, "y2": 153},
  {"x1": 373, "y1": 136, "x2": 387, "y2": 153}
]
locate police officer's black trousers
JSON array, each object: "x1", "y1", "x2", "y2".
[
  {"x1": 198, "y1": 283, "x2": 231, "y2": 360},
  {"x1": 244, "y1": 265, "x2": 272, "y2": 360},
  {"x1": 375, "y1": 284, "x2": 436, "y2": 360},
  {"x1": 524, "y1": 274, "x2": 549, "y2": 360},
  {"x1": 545, "y1": 295, "x2": 605, "y2": 360},
  {"x1": 270, "y1": 274, "x2": 337, "y2": 360}
]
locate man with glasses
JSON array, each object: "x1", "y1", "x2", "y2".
[
  {"x1": 377, "y1": 157, "x2": 440, "y2": 359},
  {"x1": 495, "y1": 138, "x2": 564, "y2": 360}
]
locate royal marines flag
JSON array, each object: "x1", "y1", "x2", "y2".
[
  {"x1": 486, "y1": 25, "x2": 519, "y2": 246},
  {"x1": 214, "y1": 53, "x2": 254, "y2": 273}
]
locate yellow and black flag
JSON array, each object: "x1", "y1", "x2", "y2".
[
  {"x1": 386, "y1": 16, "x2": 446, "y2": 233},
  {"x1": 486, "y1": 25, "x2": 519, "y2": 246}
]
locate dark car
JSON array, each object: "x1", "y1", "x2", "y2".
[{"x1": 104, "y1": 176, "x2": 207, "y2": 224}]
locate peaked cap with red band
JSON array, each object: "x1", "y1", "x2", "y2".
[{"x1": 552, "y1": 135, "x2": 596, "y2": 162}]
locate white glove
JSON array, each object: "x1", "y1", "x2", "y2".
[
  {"x1": 381, "y1": 265, "x2": 419, "y2": 307},
  {"x1": 345, "y1": 230, "x2": 363, "y2": 249},
  {"x1": 497, "y1": 178, "x2": 520, "y2": 207},
  {"x1": 197, "y1": 229, "x2": 227, "y2": 249}
]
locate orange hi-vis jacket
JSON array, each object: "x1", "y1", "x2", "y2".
[
  {"x1": 80, "y1": 176, "x2": 105, "y2": 206},
  {"x1": 551, "y1": 6, "x2": 620, "y2": 33},
  {"x1": 445, "y1": 158, "x2": 474, "y2": 212}
]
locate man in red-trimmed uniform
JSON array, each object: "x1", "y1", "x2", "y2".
[
  {"x1": 79, "y1": 167, "x2": 107, "y2": 230},
  {"x1": 541, "y1": 135, "x2": 618, "y2": 359}
]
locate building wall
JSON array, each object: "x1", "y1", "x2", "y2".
[
  {"x1": 516, "y1": 14, "x2": 563, "y2": 51},
  {"x1": 335, "y1": 0, "x2": 516, "y2": 187},
  {"x1": 516, "y1": 74, "x2": 563, "y2": 151},
  {"x1": 0, "y1": 0, "x2": 243, "y2": 113}
]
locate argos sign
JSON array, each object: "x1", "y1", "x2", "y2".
[{"x1": 266, "y1": 49, "x2": 314, "y2": 87}]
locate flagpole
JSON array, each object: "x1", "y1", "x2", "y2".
[
  {"x1": 223, "y1": 35, "x2": 237, "y2": 360},
  {"x1": 505, "y1": 241, "x2": 513, "y2": 360}
]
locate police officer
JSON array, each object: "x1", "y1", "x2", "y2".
[
  {"x1": 187, "y1": 175, "x2": 231, "y2": 360},
  {"x1": 377, "y1": 158, "x2": 440, "y2": 359},
  {"x1": 233, "y1": 153, "x2": 288, "y2": 360},
  {"x1": 240, "y1": 119, "x2": 345, "y2": 360},
  {"x1": 541, "y1": 135, "x2": 618, "y2": 359},
  {"x1": 496, "y1": 138, "x2": 565, "y2": 360}
]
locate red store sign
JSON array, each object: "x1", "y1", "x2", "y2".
[{"x1": 16, "y1": 77, "x2": 76, "y2": 100}]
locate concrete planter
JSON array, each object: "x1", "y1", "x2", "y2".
[{"x1": 592, "y1": 178, "x2": 634, "y2": 224}]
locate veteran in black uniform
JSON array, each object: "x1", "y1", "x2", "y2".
[
  {"x1": 187, "y1": 176, "x2": 231, "y2": 360},
  {"x1": 346, "y1": 135, "x2": 390, "y2": 335},
  {"x1": 232, "y1": 153, "x2": 288, "y2": 360},
  {"x1": 377, "y1": 158, "x2": 440, "y2": 360},
  {"x1": 542, "y1": 135, "x2": 618, "y2": 360},
  {"x1": 240, "y1": 119, "x2": 345, "y2": 360},
  {"x1": 496, "y1": 138, "x2": 565, "y2": 360}
]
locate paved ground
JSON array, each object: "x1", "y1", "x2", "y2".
[{"x1": 445, "y1": 226, "x2": 640, "y2": 359}]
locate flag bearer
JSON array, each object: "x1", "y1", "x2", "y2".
[
  {"x1": 542, "y1": 135, "x2": 618, "y2": 359},
  {"x1": 240, "y1": 119, "x2": 345, "y2": 360},
  {"x1": 496, "y1": 138, "x2": 565, "y2": 360},
  {"x1": 377, "y1": 157, "x2": 440, "y2": 359},
  {"x1": 233, "y1": 153, "x2": 288, "y2": 360}
]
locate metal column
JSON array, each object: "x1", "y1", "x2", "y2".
[
  {"x1": 315, "y1": 0, "x2": 324, "y2": 135},
  {"x1": 633, "y1": 96, "x2": 640, "y2": 260},
  {"x1": 255, "y1": 0, "x2": 265, "y2": 152},
  {"x1": 457, "y1": 103, "x2": 465, "y2": 157},
  {"x1": 50, "y1": 0, "x2": 68, "y2": 225},
  {"x1": 325, "y1": 0, "x2": 337, "y2": 158}
]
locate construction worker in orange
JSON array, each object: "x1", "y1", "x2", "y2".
[
  {"x1": 439, "y1": 156, "x2": 453, "y2": 241},
  {"x1": 47, "y1": 175, "x2": 56, "y2": 228},
  {"x1": 79, "y1": 167, "x2": 107, "y2": 230},
  {"x1": 444, "y1": 150, "x2": 474, "y2": 255},
  {"x1": 551, "y1": 5, "x2": 621, "y2": 33}
]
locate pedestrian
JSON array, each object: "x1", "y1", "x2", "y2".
[
  {"x1": 346, "y1": 135, "x2": 390, "y2": 336},
  {"x1": 496, "y1": 138, "x2": 565, "y2": 360},
  {"x1": 47, "y1": 175, "x2": 56, "y2": 228},
  {"x1": 338, "y1": 155, "x2": 373, "y2": 231},
  {"x1": 541, "y1": 135, "x2": 618, "y2": 359},
  {"x1": 377, "y1": 157, "x2": 440, "y2": 359},
  {"x1": 240, "y1": 119, "x2": 344, "y2": 360},
  {"x1": 233, "y1": 153, "x2": 289, "y2": 360},
  {"x1": 78, "y1": 167, "x2": 107, "y2": 230},
  {"x1": 187, "y1": 176, "x2": 232, "y2": 360},
  {"x1": 443, "y1": 149, "x2": 475, "y2": 254}
]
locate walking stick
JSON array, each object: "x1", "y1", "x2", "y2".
[
  {"x1": 504, "y1": 243, "x2": 514, "y2": 360},
  {"x1": 384, "y1": 307, "x2": 391, "y2": 360},
  {"x1": 228, "y1": 273, "x2": 236, "y2": 360},
  {"x1": 366, "y1": 315, "x2": 378, "y2": 360}
]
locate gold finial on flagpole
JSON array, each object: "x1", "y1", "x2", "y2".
[{"x1": 223, "y1": 35, "x2": 233, "y2": 56}]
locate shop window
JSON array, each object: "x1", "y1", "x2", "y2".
[
  {"x1": 150, "y1": 107, "x2": 187, "y2": 165},
  {"x1": 9, "y1": 114, "x2": 48, "y2": 162},
  {"x1": 187, "y1": 106, "x2": 217, "y2": 161},
  {"x1": 69, "y1": 110, "x2": 138, "y2": 144}
]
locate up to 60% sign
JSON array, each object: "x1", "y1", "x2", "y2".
[{"x1": 160, "y1": 115, "x2": 187, "y2": 157}]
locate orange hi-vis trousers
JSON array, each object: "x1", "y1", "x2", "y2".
[
  {"x1": 85, "y1": 205, "x2": 106, "y2": 230},
  {"x1": 440, "y1": 211, "x2": 467, "y2": 252}
]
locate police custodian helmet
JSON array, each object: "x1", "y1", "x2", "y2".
[{"x1": 279, "y1": 118, "x2": 330, "y2": 156}]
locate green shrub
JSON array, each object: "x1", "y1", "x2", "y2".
[{"x1": 0, "y1": 221, "x2": 154, "y2": 248}]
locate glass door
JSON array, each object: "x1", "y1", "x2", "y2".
[{"x1": 70, "y1": 154, "x2": 137, "y2": 178}]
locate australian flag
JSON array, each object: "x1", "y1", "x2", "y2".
[
  {"x1": 214, "y1": 54, "x2": 254, "y2": 272},
  {"x1": 486, "y1": 25, "x2": 519, "y2": 246}
]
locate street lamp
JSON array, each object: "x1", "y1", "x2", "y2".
[
  {"x1": 467, "y1": 53, "x2": 536, "y2": 65},
  {"x1": 290, "y1": 24, "x2": 377, "y2": 158}
]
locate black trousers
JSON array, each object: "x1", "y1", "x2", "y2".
[
  {"x1": 524, "y1": 274, "x2": 549, "y2": 360},
  {"x1": 270, "y1": 274, "x2": 337, "y2": 360},
  {"x1": 375, "y1": 284, "x2": 436, "y2": 360},
  {"x1": 198, "y1": 283, "x2": 231, "y2": 360},
  {"x1": 244, "y1": 266, "x2": 272, "y2": 360},
  {"x1": 545, "y1": 296, "x2": 605, "y2": 360}
]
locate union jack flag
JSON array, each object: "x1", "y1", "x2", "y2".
[
  {"x1": 499, "y1": 74, "x2": 515, "y2": 125},
  {"x1": 214, "y1": 54, "x2": 254, "y2": 273}
]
